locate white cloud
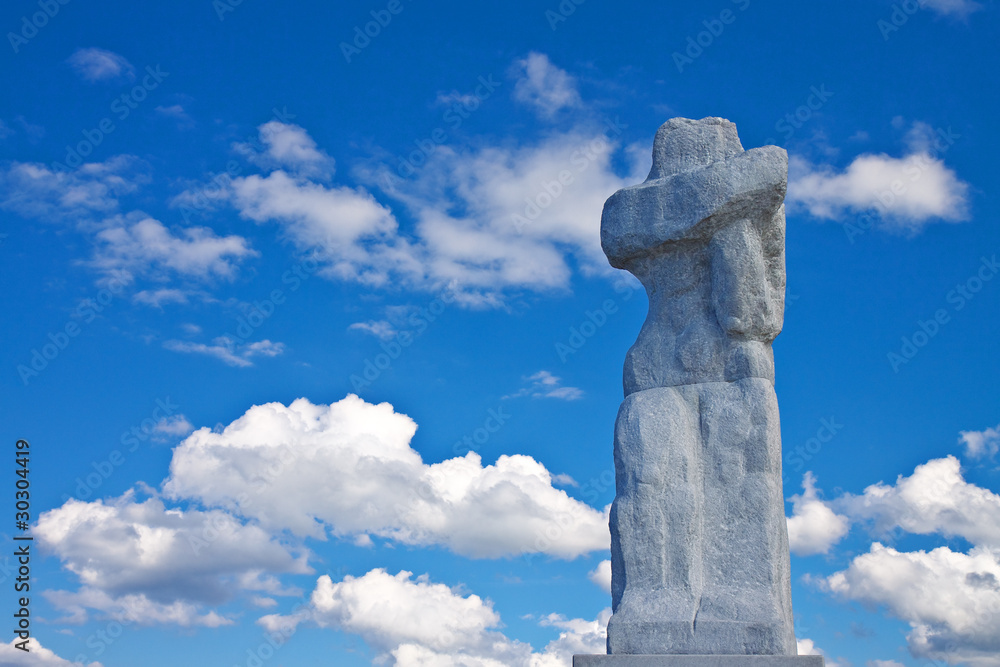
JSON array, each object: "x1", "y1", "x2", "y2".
[
  {"x1": 551, "y1": 473, "x2": 577, "y2": 487},
  {"x1": 786, "y1": 472, "x2": 850, "y2": 556},
  {"x1": 836, "y1": 456, "x2": 1000, "y2": 548},
  {"x1": 199, "y1": 107, "x2": 640, "y2": 306},
  {"x1": 228, "y1": 170, "x2": 401, "y2": 283},
  {"x1": 152, "y1": 414, "x2": 194, "y2": 440},
  {"x1": 796, "y1": 638, "x2": 823, "y2": 656},
  {"x1": 787, "y1": 122, "x2": 970, "y2": 232},
  {"x1": 163, "y1": 337, "x2": 285, "y2": 367},
  {"x1": 504, "y1": 371, "x2": 585, "y2": 401},
  {"x1": 91, "y1": 215, "x2": 257, "y2": 281},
  {"x1": 512, "y1": 52, "x2": 582, "y2": 118},
  {"x1": 867, "y1": 661, "x2": 905, "y2": 667},
  {"x1": 0, "y1": 637, "x2": 103, "y2": 666},
  {"x1": 531, "y1": 609, "x2": 612, "y2": 666},
  {"x1": 0, "y1": 156, "x2": 145, "y2": 222},
  {"x1": 67, "y1": 48, "x2": 134, "y2": 82},
  {"x1": 258, "y1": 568, "x2": 609, "y2": 665},
  {"x1": 263, "y1": 570, "x2": 503, "y2": 656},
  {"x1": 825, "y1": 543, "x2": 1000, "y2": 665},
  {"x1": 235, "y1": 121, "x2": 335, "y2": 178},
  {"x1": 0, "y1": 157, "x2": 257, "y2": 295},
  {"x1": 810, "y1": 448, "x2": 1000, "y2": 665},
  {"x1": 960, "y1": 424, "x2": 1000, "y2": 459},
  {"x1": 163, "y1": 395, "x2": 609, "y2": 558},
  {"x1": 796, "y1": 638, "x2": 842, "y2": 667},
  {"x1": 36, "y1": 492, "x2": 309, "y2": 626},
  {"x1": 385, "y1": 125, "x2": 638, "y2": 286},
  {"x1": 44, "y1": 587, "x2": 233, "y2": 628},
  {"x1": 348, "y1": 320, "x2": 397, "y2": 340},
  {"x1": 589, "y1": 559, "x2": 612, "y2": 594}
]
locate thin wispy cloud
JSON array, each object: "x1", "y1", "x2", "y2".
[
  {"x1": 67, "y1": 47, "x2": 135, "y2": 82},
  {"x1": 163, "y1": 337, "x2": 285, "y2": 367},
  {"x1": 504, "y1": 370, "x2": 585, "y2": 401},
  {"x1": 921, "y1": 0, "x2": 981, "y2": 17},
  {"x1": 347, "y1": 319, "x2": 397, "y2": 340},
  {"x1": 155, "y1": 104, "x2": 195, "y2": 128}
]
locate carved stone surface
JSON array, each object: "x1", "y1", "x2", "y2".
[{"x1": 597, "y1": 117, "x2": 799, "y2": 657}]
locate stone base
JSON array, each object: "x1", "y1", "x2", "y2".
[{"x1": 574, "y1": 656, "x2": 823, "y2": 667}]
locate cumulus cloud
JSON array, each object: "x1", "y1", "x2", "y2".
[
  {"x1": 824, "y1": 543, "x2": 1000, "y2": 665},
  {"x1": 812, "y1": 450, "x2": 1000, "y2": 665},
  {"x1": 960, "y1": 424, "x2": 1000, "y2": 460},
  {"x1": 259, "y1": 568, "x2": 608, "y2": 665},
  {"x1": 67, "y1": 48, "x2": 134, "y2": 82},
  {"x1": 91, "y1": 215, "x2": 257, "y2": 281},
  {"x1": 787, "y1": 121, "x2": 969, "y2": 232},
  {"x1": 511, "y1": 52, "x2": 582, "y2": 117},
  {"x1": 786, "y1": 472, "x2": 850, "y2": 556},
  {"x1": 163, "y1": 337, "x2": 285, "y2": 367},
  {"x1": 0, "y1": 637, "x2": 103, "y2": 666},
  {"x1": 163, "y1": 395, "x2": 609, "y2": 558},
  {"x1": 36, "y1": 492, "x2": 309, "y2": 626},
  {"x1": 504, "y1": 370, "x2": 585, "y2": 401},
  {"x1": 589, "y1": 559, "x2": 612, "y2": 594},
  {"x1": 836, "y1": 456, "x2": 1000, "y2": 547}
]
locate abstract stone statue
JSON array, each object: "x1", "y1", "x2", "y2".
[{"x1": 575, "y1": 118, "x2": 821, "y2": 665}]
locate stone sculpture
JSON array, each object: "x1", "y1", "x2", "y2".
[{"x1": 574, "y1": 118, "x2": 820, "y2": 665}]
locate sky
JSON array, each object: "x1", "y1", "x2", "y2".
[{"x1": 1, "y1": 0, "x2": 999, "y2": 665}]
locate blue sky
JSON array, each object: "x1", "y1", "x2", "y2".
[{"x1": 1, "y1": 0, "x2": 999, "y2": 665}]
